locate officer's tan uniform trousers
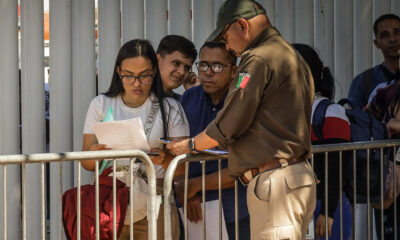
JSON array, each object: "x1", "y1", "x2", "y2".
[{"x1": 247, "y1": 161, "x2": 316, "y2": 240}]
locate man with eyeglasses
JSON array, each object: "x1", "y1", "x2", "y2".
[
  {"x1": 167, "y1": 0, "x2": 316, "y2": 239},
  {"x1": 176, "y1": 41, "x2": 250, "y2": 239},
  {"x1": 156, "y1": 35, "x2": 198, "y2": 100}
]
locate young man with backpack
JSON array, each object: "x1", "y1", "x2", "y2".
[{"x1": 348, "y1": 13, "x2": 400, "y2": 110}]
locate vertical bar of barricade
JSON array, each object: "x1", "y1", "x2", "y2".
[
  {"x1": 353, "y1": 150, "x2": 357, "y2": 240},
  {"x1": 184, "y1": 162, "x2": 189, "y2": 240},
  {"x1": 367, "y1": 149, "x2": 371, "y2": 240},
  {"x1": 235, "y1": 180, "x2": 239, "y2": 240},
  {"x1": 3, "y1": 165, "x2": 6, "y2": 240},
  {"x1": 164, "y1": 154, "x2": 189, "y2": 240},
  {"x1": 95, "y1": 160, "x2": 100, "y2": 240},
  {"x1": 59, "y1": 162, "x2": 63, "y2": 240},
  {"x1": 324, "y1": 152, "x2": 328, "y2": 240},
  {"x1": 202, "y1": 161, "x2": 206, "y2": 240},
  {"x1": 339, "y1": 151, "x2": 343, "y2": 240},
  {"x1": 77, "y1": 162, "x2": 81, "y2": 240},
  {"x1": 311, "y1": 154, "x2": 314, "y2": 168},
  {"x1": 218, "y1": 160, "x2": 222, "y2": 240},
  {"x1": 380, "y1": 148, "x2": 384, "y2": 240},
  {"x1": 394, "y1": 146, "x2": 398, "y2": 240},
  {"x1": 130, "y1": 158, "x2": 134, "y2": 240},
  {"x1": 22, "y1": 164, "x2": 26, "y2": 240},
  {"x1": 143, "y1": 153, "x2": 157, "y2": 240},
  {"x1": 41, "y1": 162, "x2": 45, "y2": 240},
  {"x1": 113, "y1": 160, "x2": 117, "y2": 240}
]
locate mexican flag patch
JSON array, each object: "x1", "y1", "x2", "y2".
[{"x1": 236, "y1": 72, "x2": 251, "y2": 89}]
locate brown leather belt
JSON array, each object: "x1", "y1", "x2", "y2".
[{"x1": 239, "y1": 158, "x2": 304, "y2": 186}]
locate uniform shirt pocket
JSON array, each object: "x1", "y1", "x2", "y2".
[{"x1": 285, "y1": 172, "x2": 315, "y2": 190}]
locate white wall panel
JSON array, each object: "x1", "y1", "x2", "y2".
[
  {"x1": 0, "y1": 1, "x2": 21, "y2": 239},
  {"x1": 20, "y1": 0, "x2": 45, "y2": 238},
  {"x1": 295, "y1": 0, "x2": 314, "y2": 45},
  {"x1": 98, "y1": 0, "x2": 120, "y2": 93},
  {"x1": 146, "y1": 0, "x2": 167, "y2": 48},
  {"x1": 213, "y1": 0, "x2": 224, "y2": 29},
  {"x1": 122, "y1": 0, "x2": 145, "y2": 43},
  {"x1": 354, "y1": 0, "x2": 373, "y2": 76},
  {"x1": 193, "y1": 0, "x2": 214, "y2": 50},
  {"x1": 393, "y1": 0, "x2": 400, "y2": 13},
  {"x1": 314, "y1": 0, "x2": 334, "y2": 84},
  {"x1": 259, "y1": 0, "x2": 276, "y2": 26},
  {"x1": 335, "y1": 0, "x2": 354, "y2": 100},
  {"x1": 72, "y1": 0, "x2": 96, "y2": 184},
  {"x1": 169, "y1": 0, "x2": 191, "y2": 39},
  {"x1": 275, "y1": 0, "x2": 295, "y2": 43},
  {"x1": 373, "y1": 0, "x2": 391, "y2": 65},
  {"x1": 49, "y1": 0, "x2": 73, "y2": 238}
]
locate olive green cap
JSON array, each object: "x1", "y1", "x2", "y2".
[{"x1": 206, "y1": 0, "x2": 266, "y2": 43}]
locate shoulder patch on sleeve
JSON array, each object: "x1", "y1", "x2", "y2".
[{"x1": 236, "y1": 72, "x2": 251, "y2": 89}]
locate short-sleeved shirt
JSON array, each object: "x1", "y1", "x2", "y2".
[
  {"x1": 180, "y1": 85, "x2": 249, "y2": 223},
  {"x1": 83, "y1": 93, "x2": 189, "y2": 178},
  {"x1": 206, "y1": 27, "x2": 314, "y2": 177}
]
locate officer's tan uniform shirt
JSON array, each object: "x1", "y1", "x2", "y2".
[{"x1": 206, "y1": 27, "x2": 314, "y2": 177}]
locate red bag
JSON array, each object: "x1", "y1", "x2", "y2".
[{"x1": 62, "y1": 167, "x2": 129, "y2": 240}]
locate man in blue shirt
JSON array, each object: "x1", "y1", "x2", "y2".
[
  {"x1": 348, "y1": 13, "x2": 400, "y2": 109},
  {"x1": 177, "y1": 41, "x2": 250, "y2": 239}
]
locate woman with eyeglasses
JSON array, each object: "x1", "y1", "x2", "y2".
[{"x1": 81, "y1": 39, "x2": 188, "y2": 239}]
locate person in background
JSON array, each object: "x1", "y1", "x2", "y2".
[
  {"x1": 178, "y1": 41, "x2": 250, "y2": 239},
  {"x1": 156, "y1": 35, "x2": 198, "y2": 100},
  {"x1": 348, "y1": 13, "x2": 400, "y2": 110},
  {"x1": 81, "y1": 39, "x2": 189, "y2": 240},
  {"x1": 293, "y1": 43, "x2": 353, "y2": 240},
  {"x1": 367, "y1": 82, "x2": 400, "y2": 240},
  {"x1": 167, "y1": 0, "x2": 316, "y2": 239}
]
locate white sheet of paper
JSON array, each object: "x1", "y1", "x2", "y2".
[
  {"x1": 93, "y1": 117, "x2": 150, "y2": 151},
  {"x1": 179, "y1": 200, "x2": 229, "y2": 240}
]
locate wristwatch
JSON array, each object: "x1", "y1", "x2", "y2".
[{"x1": 188, "y1": 138, "x2": 196, "y2": 151}]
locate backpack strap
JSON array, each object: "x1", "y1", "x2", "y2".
[
  {"x1": 312, "y1": 99, "x2": 334, "y2": 141},
  {"x1": 361, "y1": 67, "x2": 375, "y2": 105}
]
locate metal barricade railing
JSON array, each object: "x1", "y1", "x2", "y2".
[
  {"x1": 0, "y1": 149, "x2": 157, "y2": 240},
  {"x1": 164, "y1": 140, "x2": 400, "y2": 240},
  {"x1": 163, "y1": 153, "x2": 231, "y2": 240},
  {"x1": 312, "y1": 140, "x2": 400, "y2": 240}
]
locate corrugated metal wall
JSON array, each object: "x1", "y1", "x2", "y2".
[{"x1": 0, "y1": 0, "x2": 399, "y2": 239}]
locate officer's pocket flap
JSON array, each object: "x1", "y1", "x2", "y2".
[{"x1": 285, "y1": 173, "x2": 314, "y2": 189}]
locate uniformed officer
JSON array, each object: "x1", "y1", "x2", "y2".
[{"x1": 167, "y1": 0, "x2": 316, "y2": 239}]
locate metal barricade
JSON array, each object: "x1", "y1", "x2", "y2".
[
  {"x1": 164, "y1": 140, "x2": 400, "y2": 240},
  {"x1": 312, "y1": 140, "x2": 400, "y2": 240},
  {"x1": 163, "y1": 153, "x2": 232, "y2": 240},
  {"x1": 0, "y1": 149, "x2": 157, "y2": 240}
]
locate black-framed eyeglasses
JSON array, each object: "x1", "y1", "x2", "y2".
[
  {"x1": 195, "y1": 62, "x2": 231, "y2": 73},
  {"x1": 119, "y1": 73, "x2": 154, "y2": 85},
  {"x1": 219, "y1": 21, "x2": 235, "y2": 44}
]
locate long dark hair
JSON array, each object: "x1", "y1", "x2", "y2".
[
  {"x1": 292, "y1": 43, "x2": 335, "y2": 100},
  {"x1": 104, "y1": 39, "x2": 168, "y2": 138}
]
